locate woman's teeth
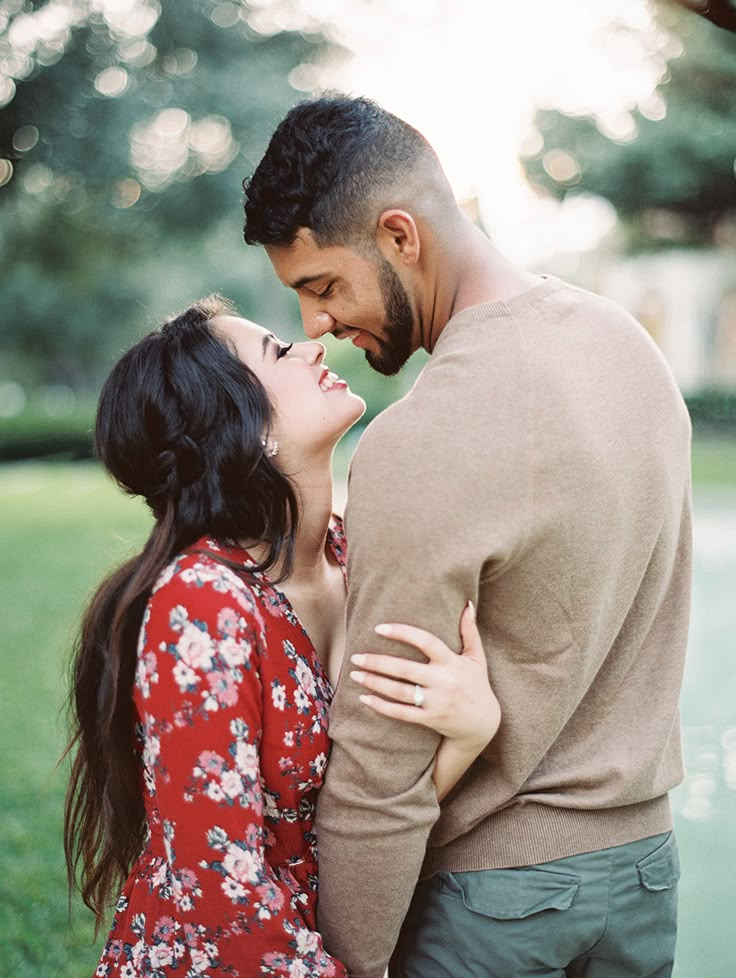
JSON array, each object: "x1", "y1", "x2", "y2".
[{"x1": 320, "y1": 372, "x2": 339, "y2": 391}]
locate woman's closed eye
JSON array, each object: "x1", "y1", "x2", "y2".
[{"x1": 276, "y1": 343, "x2": 293, "y2": 360}]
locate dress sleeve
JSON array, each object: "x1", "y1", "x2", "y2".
[{"x1": 137, "y1": 561, "x2": 346, "y2": 977}]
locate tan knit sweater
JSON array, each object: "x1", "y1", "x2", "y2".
[{"x1": 315, "y1": 276, "x2": 692, "y2": 978}]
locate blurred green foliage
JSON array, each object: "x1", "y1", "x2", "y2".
[
  {"x1": 0, "y1": 345, "x2": 428, "y2": 460},
  {"x1": 522, "y1": 6, "x2": 736, "y2": 247},
  {"x1": 0, "y1": 0, "x2": 316, "y2": 384},
  {"x1": 0, "y1": 401, "x2": 95, "y2": 460},
  {"x1": 5, "y1": 382, "x2": 736, "y2": 463},
  {"x1": 686, "y1": 388, "x2": 736, "y2": 432}
]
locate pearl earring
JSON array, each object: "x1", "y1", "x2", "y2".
[{"x1": 261, "y1": 438, "x2": 279, "y2": 459}]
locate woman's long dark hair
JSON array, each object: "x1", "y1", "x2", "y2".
[{"x1": 63, "y1": 296, "x2": 299, "y2": 929}]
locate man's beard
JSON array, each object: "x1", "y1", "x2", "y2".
[{"x1": 365, "y1": 259, "x2": 415, "y2": 376}]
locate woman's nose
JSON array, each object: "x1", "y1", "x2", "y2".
[{"x1": 293, "y1": 340, "x2": 326, "y2": 364}]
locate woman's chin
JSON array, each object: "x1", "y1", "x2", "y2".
[
  {"x1": 352, "y1": 393, "x2": 367, "y2": 420},
  {"x1": 327, "y1": 411, "x2": 364, "y2": 452}
]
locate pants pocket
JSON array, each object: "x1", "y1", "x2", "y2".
[
  {"x1": 636, "y1": 831, "x2": 681, "y2": 892},
  {"x1": 445, "y1": 865, "x2": 581, "y2": 920}
]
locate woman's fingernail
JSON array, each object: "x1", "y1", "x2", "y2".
[
  {"x1": 375, "y1": 624, "x2": 393, "y2": 636},
  {"x1": 350, "y1": 670, "x2": 365, "y2": 683},
  {"x1": 467, "y1": 599, "x2": 475, "y2": 619},
  {"x1": 351, "y1": 653, "x2": 365, "y2": 666},
  {"x1": 359, "y1": 694, "x2": 372, "y2": 704}
]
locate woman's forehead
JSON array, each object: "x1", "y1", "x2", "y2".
[{"x1": 212, "y1": 315, "x2": 274, "y2": 358}]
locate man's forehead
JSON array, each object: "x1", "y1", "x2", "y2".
[
  {"x1": 266, "y1": 232, "x2": 316, "y2": 281},
  {"x1": 266, "y1": 231, "x2": 356, "y2": 288},
  {"x1": 267, "y1": 227, "x2": 319, "y2": 258}
]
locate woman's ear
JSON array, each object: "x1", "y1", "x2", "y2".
[{"x1": 375, "y1": 209, "x2": 420, "y2": 266}]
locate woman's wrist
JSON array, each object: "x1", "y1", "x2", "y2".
[{"x1": 455, "y1": 717, "x2": 497, "y2": 754}]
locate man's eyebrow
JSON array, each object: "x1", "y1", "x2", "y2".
[{"x1": 290, "y1": 273, "x2": 327, "y2": 290}]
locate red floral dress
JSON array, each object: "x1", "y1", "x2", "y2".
[{"x1": 94, "y1": 520, "x2": 348, "y2": 978}]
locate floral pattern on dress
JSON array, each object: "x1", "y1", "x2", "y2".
[{"x1": 94, "y1": 519, "x2": 348, "y2": 978}]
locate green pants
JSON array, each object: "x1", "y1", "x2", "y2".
[{"x1": 390, "y1": 832, "x2": 679, "y2": 978}]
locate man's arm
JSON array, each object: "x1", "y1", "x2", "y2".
[
  {"x1": 316, "y1": 364, "x2": 530, "y2": 977},
  {"x1": 353, "y1": 606, "x2": 501, "y2": 803}
]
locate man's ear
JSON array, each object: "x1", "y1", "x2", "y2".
[{"x1": 375, "y1": 210, "x2": 420, "y2": 266}]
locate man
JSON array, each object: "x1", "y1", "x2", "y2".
[{"x1": 242, "y1": 95, "x2": 691, "y2": 978}]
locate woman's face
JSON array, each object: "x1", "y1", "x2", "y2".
[{"x1": 213, "y1": 315, "x2": 365, "y2": 463}]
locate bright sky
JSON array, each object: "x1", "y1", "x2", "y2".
[{"x1": 251, "y1": 0, "x2": 678, "y2": 263}]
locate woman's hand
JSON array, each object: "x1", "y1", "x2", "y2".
[{"x1": 349, "y1": 602, "x2": 500, "y2": 753}]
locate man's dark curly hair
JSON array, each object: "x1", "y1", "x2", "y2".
[{"x1": 242, "y1": 94, "x2": 451, "y2": 249}]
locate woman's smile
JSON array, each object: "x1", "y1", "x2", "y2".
[{"x1": 319, "y1": 368, "x2": 348, "y2": 392}]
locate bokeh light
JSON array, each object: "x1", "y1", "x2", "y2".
[
  {"x1": 0, "y1": 158, "x2": 14, "y2": 188},
  {"x1": 0, "y1": 75, "x2": 16, "y2": 109},
  {"x1": 210, "y1": 2, "x2": 241, "y2": 29},
  {"x1": 94, "y1": 65, "x2": 129, "y2": 97},
  {"x1": 111, "y1": 177, "x2": 141, "y2": 208},
  {"x1": 542, "y1": 149, "x2": 582, "y2": 185},
  {"x1": 130, "y1": 108, "x2": 239, "y2": 190},
  {"x1": 0, "y1": 0, "x2": 161, "y2": 111},
  {"x1": 596, "y1": 110, "x2": 639, "y2": 143},
  {"x1": 12, "y1": 124, "x2": 39, "y2": 152},
  {"x1": 90, "y1": 0, "x2": 161, "y2": 40},
  {"x1": 119, "y1": 37, "x2": 157, "y2": 66},
  {"x1": 160, "y1": 47, "x2": 197, "y2": 76},
  {"x1": 22, "y1": 163, "x2": 54, "y2": 194},
  {"x1": 639, "y1": 91, "x2": 668, "y2": 121}
]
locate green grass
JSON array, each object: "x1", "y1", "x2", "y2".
[
  {"x1": 690, "y1": 434, "x2": 736, "y2": 488},
  {"x1": 0, "y1": 463, "x2": 151, "y2": 977},
  {"x1": 0, "y1": 447, "x2": 733, "y2": 976}
]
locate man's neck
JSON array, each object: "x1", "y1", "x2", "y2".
[{"x1": 419, "y1": 218, "x2": 540, "y2": 354}]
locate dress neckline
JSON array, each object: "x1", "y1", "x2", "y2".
[{"x1": 209, "y1": 520, "x2": 346, "y2": 694}]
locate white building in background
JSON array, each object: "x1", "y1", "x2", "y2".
[
  {"x1": 512, "y1": 196, "x2": 736, "y2": 397},
  {"x1": 598, "y1": 250, "x2": 736, "y2": 395}
]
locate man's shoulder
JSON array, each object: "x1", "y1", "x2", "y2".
[
  {"x1": 350, "y1": 398, "x2": 413, "y2": 468},
  {"x1": 353, "y1": 358, "x2": 469, "y2": 454},
  {"x1": 350, "y1": 308, "x2": 535, "y2": 472}
]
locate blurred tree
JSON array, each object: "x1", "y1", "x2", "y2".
[
  {"x1": 521, "y1": 5, "x2": 736, "y2": 248},
  {"x1": 0, "y1": 0, "x2": 330, "y2": 388}
]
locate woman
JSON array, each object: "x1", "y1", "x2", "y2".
[{"x1": 64, "y1": 296, "x2": 500, "y2": 977}]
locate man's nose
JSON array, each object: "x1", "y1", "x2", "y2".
[{"x1": 299, "y1": 296, "x2": 336, "y2": 340}]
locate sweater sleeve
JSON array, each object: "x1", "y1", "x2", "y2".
[
  {"x1": 138, "y1": 565, "x2": 346, "y2": 977},
  {"x1": 315, "y1": 336, "x2": 532, "y2": 978}
]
